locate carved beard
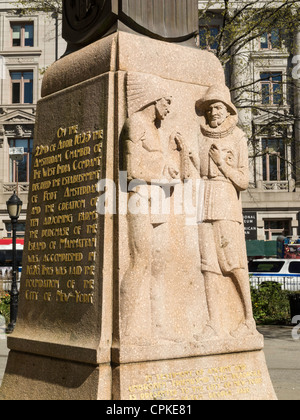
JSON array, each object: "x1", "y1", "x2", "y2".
[
  {"x1": 210, "y1": 120, "x2": 219, "y2": 128},
  {"x1": 210, "y1": 118, "x2": 227, "y2": 128},
  {"x1": 200, "y1": 114, "x2": 238, "y2": 139}
]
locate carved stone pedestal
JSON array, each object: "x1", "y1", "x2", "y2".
[
  {"x1": 0, "y1": 32, "x2": 276, "y2": 400},
  {"x1": 114, "y1": 350, "x2": 275, "y2": 401}
]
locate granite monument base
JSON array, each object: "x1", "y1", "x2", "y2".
[
  {"x1": 0, "y1": 352, "x2": 111, "y2": 400},
  {"x1": 0, "y1": 31, "x2": 276, "y2": 400},
  {"x1": 0, "y1": 348, "x2": 276, "y2": 401},
  {"x1": 113, "y1": 350, "x2": 276, "y2": 401}
]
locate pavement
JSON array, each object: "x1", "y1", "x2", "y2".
[
  {"x1": 0, "y1": 325, "x2": 299, "y2": 400},
  {"x1": 257, "y1": 325, "x2": 300, "y2": 400}
]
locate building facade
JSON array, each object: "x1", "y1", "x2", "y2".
[
  {"x1": 0, "y1": 0, "x2": 65, "y2": 239},
  {"x1": 199, "y1": 0, "x2": 300, "y2": 256}
]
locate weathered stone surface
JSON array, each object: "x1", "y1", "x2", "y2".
[
  {"x1": 0, "y1": 31, "x2": 276, "y2": 400},
  {"x1": 113, "y1": 351, "x2": 276, "y2": 401},
  {"x1": 5, "y1": 73, "x2": 114, "y2": 366},
  {"x1": 0, "y1": 351, "x2": 111, "y2": 400},
  {"x1": 42, "y1": 32, "x2": 225, "y2": 98}
]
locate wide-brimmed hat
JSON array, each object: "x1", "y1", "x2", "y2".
[{"x1": 196, "y1": 85, "x2": 237, "y2": 116}]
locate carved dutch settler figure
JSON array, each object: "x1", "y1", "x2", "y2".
[
  {"x1": 195, "y1": 85, "x2": 257, "y2": 339},
  {"x1": 121, "y1": 73, "x2": 188, "y2": 345}
]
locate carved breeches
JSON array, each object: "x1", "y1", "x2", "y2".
[{"x1": 199, "y1": 220, "x2": 247, "y2": 275}]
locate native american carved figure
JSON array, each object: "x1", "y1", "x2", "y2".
[
  {"x1": 120, "y1": 73, "x2": 189, "y2": 345},
  {"x1": 194, "y1": 85, "x2": 257, "y2": 339}
]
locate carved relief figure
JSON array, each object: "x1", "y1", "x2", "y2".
[
  {"x1": 194, "y1": 85, "x2": 256, "y2": 339},
  {"x1": 120, "y1": 73, "x2": 187, "y2": 345}
]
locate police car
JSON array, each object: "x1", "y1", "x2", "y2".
[{"x1": 249, "y1": 259, "x2": 300, "y2": 291}]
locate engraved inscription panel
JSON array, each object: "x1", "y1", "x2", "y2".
[
  {"x1": 115, "y1": 351, "x2": 276, "y2": 401},
  {"x1": 14, "y1": 75, "x2": 112, "y2": 357},
  {"x1": 25, "y1": 125, "x2": 104, "y2": 306},
  {"x1": 127, "y1": 364, "x2": 263, "y2": 400}
]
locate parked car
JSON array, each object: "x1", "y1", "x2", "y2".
[{"x1": 249, "y1": 259, "x2": 300, "y2": 291}]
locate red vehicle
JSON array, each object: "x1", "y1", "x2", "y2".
[{"x1": 277, "y1": 236, "x2": 300, "y2": 259}]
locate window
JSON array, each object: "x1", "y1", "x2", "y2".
[
  {"x1": 262, "y1": 138, "x2": 286, "y2": 182},
  {"x1": 5, "y1": 222, "x2": 26, "y2": 239},
  {"x1": 11, "y1": 23, "x2": 34, "y2": 47},
  {"x1": 264, "y1": 220, "x2": 291, "y2": 241},
  {"x1": 9, "y1": 138, "x2": 34, "y2": 183},
  {"x1": 260, "y1": 29, "x2": 281, "y2": 50},
  {"x1": 199, "y1": 26, "x2": 220, "y2": 51},
  {"x1": 248, "y1": 261, "x2": 285, "y2": 273},
  {"x1": 289, "y1": 262, "x2": 300, "y2": 274},
  {"x1": 261, "y1": 72, "x2": 283, "y2": 105},
  {"x1": 11, "y1": 71, "x2": 33, "y2": 104}
]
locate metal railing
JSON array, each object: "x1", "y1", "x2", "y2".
[{"x1": 250, "y1": 276, "x2": 300, "y2": 292}]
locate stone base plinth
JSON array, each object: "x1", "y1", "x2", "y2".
[
  {"x1": 0, "y1": 351, "x2": 111, "y2": 400},
  {"x1": 113, "y1": 350, "x2": 277, "y2": 401}
]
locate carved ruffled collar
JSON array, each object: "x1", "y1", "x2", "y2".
[{"x1": 200, "y1": 115, "x2": 238, "y2": 139}]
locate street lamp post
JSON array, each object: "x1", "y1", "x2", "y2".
[{"x1": 6, "y1": 191, "x2": 22, "y2": 334}]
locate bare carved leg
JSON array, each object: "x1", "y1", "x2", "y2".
[
  {"x1": 230, "y1": 268, "x2": 257, "y2": 337},
  {"x1": 202, "y1": 272, "x2": 223, "y2": 339},
  {"x1": 120, "y1": 213, "x2": 152, "y2": 345}
]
